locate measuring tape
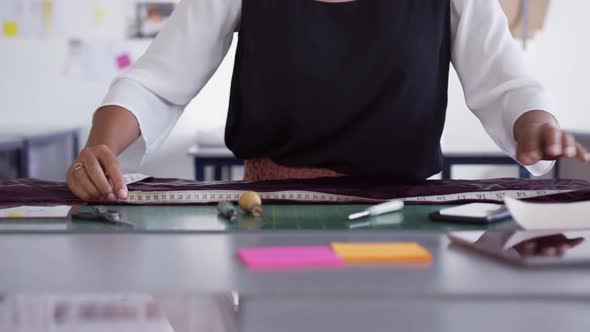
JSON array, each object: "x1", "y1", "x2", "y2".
[
  {"x1": 127, "y1": 190, "x2": 380, "y2": 204},
  {"x1": 125, "y1": 188, "x2": 575, "y2": 205},
  {"x1": 123, "y1": 174, "x2": 579, "y2": 204}
]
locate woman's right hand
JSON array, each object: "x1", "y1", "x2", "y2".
[{"x1": 67, "y1": 144, "x2": 128, "y2": 201}]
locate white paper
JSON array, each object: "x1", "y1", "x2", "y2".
[
  {"x1": 440, "y1": 203, "x2": 503, "y2": 218},
  {"x1": 65, "y1": 39, "x2": 150, "y2": 81},
  {"x1": 62, "y1": 0, "x2": 126, "y2": 39},
  {"x1": 123, "y1": 173, "x2": 151, "y2": 185},
  {"x1": 0, "y1": 223, "x2": 68, "y2": 230},
  {"x1": 0, "y1": 205, "x2": 72, "y2": 219},
  {"x1": 77, "y1": 40, "x2": 127, "y2": 81},
  {"x1": 504, "y1": 197, "x2": 590, "y2": 230}
]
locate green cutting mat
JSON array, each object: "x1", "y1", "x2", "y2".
[{"x1": 0, "y1": 204, "x2": 517, "y2": 232}]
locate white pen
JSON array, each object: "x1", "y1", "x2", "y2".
[{"x1": 348, "y1": 199, "x2": 405, "y2": 220}]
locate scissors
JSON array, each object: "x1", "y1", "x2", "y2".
[{"x1": 70, "y1": 206, "x2": 134, "y2": 227}]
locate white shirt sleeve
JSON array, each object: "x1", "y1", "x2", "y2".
[
  {"x1": 100, "y1": 0, "x2": 241, "y2": 169},
  {"x1": 451, "y1": 0, "x2": 555, "y2": 176}
]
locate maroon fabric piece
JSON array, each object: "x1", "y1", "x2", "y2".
[{"x1": 1, "y1": 177, "x2": 590, "y2": 206}]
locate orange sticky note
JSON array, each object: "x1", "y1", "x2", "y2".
[
  {"x1": 331, "y1": 242, "x2": 432, "y2": 264},
  {"x1": 3, "y1": 21, "x2": 19, "y2": 37}
]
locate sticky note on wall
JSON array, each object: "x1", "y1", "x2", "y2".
[
  {"x1": 331, "y1": 242, "x2": 432, "y2": 264},
  {"x1": 116, "y1": 53, "x2": 132, "y2": 70},
  {"x1": 41, "y1": 1, "x2": 54, "y2": 35},
  {"x1": 3, "y1": 21, "x2": 19, "y2": 37},
  {"x1": 42, "y1": 1, "x2": 54, "y2": 17},
  {"x1": 92, "y1": 7, "x2": 107, "y2": 24}
]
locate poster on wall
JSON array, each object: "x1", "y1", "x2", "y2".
[
  {"x1": 0, "y1": 0, "x2": 179, "y2": 40},
  {"x1": 64, "y1": 40, "x2": 130, "y2": 81},
  {"x1": 61, "y1": 0, "x2": 127, "y2": 40},
  {"x1": 63, "y1": 38, "x2": 151, "y2": 81}
]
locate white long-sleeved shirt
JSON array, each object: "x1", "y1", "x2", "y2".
[{"x1": 102, "y1": 0, "x2": 555, "y2": 176}]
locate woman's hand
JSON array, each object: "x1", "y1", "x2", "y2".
[
  {"x1": 513, "y1": 234, "x2": 585, "y2": 257},
  {"x1": 514, "y1": 110, "x2": 590, "y2": 165},
  {"x1": 66, "y1": 105, "x2": 140, "y2": 201},
  {"x1": 67, "y1": 144, "x2": 128, "y2": 202}
]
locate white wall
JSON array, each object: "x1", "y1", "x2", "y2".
[{"x1": 1, "y1": 0, "x2": 589, "y2": 180}]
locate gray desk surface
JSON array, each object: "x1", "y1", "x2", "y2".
[
  {"x1": 1, "y1": 231, "x2": 589, "y2": 298},
  {"x1": 0, "y1": 126, "x2": 79, "y2": 138},
  {"x1": 187, "y1": 145, "x2": 235, "y2": 157},
  {"x1": 1, "y1": 293, "x2": 588, "y2": 332},
  {"x1": 0, "y1": 135, "x2": 22, "y2": 147},
  {"x1": 240, "y1": 297, "x2": 590, "y2": 332},
  {"x1": 2, "y1": 203, "x2": 590, "y2": 331}
]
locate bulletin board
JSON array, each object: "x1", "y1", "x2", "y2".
[
  {"x1": 0, "y1": 0, "x2": 550, "y2": 80},
  {"x1": 0, "y1": 0, "x2": 179, "y2": 80}
]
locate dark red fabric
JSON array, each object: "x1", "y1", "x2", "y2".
[{"x1": 1, "y1": 177, "x2": 589, "y2": 206}]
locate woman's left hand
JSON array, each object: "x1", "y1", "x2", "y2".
[{"x1": 514, "y1": 110, "x2": 590, "y2": 165}]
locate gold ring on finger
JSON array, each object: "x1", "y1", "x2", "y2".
[{"x1": 72, "y1": 162, "x2": 85, "y2": 174}]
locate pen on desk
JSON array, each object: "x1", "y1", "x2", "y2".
[
  {"x1": 348, "y1": 199, "x2": 404, "y2": 220},
  {"x1": 231, "y1": 290, "x2": 240, "y2": 312},
  {"x1": 217, "y1": 201, "x2": 238, "y2": 222}
]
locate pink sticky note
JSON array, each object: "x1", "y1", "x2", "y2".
[
  {"x1": 116, "y1": 53, "x2": 132, "y2": 69},
  {"x1": 237, "y1": 246, "x2": 344, "y2": 270}
]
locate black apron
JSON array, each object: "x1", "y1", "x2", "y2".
[{"x1": 226, "y1": 0, "x2": 451, "y2": 180}]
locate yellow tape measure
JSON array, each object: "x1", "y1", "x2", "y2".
[{"x1": 125, "y1": 188, "x2": 573, "y2": 205}]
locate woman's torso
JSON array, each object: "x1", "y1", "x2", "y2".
[{"x1": 227, "y1": 0, "x2": 451, "y2": 181}]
